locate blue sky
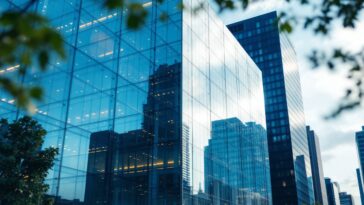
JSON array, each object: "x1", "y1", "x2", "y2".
[{"x1": 215, "y1": 0, "x2": 364, "y2": 203}]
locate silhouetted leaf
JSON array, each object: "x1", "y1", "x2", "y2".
[
  {"x1": 126, "y1": 3, "x2": 148, "y2": 30},
  {"x1": 326, "y1": 100, "x2": 361, "y2": 119},
  {"x1": 159, "y1": 12, "x2": 169, "y2": 22},
  {"x1": 327, "y1": 61, "x2": 334, "y2": 69},
  {"x1": 0, "y1": 10, "x2": 65, "y2": 110},
  {"x1": 29, "y1": 87, "x2": 43, "y2": 101},
  {"x1": 38, "y1": 51, "x2": 49, "y2": 70},
  {"x1": 103, "y1": 0, "x2": 124, "y2": 9}
]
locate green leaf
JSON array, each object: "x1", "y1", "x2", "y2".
[
  {"x1": 159, "y1": 12, "x2": 169, "y2": 22},
  {"x1": 0, "y1": 11, "x2": 65, "y2": 111},
  {"x1": 126, "y1": 3, "x2": 148, "y2": 30},
  {"x1": 104, "y1": 0, "x2": 125, "y2": 9},
  {"x1": 21, "y1": 52, "x2": 32, "y2": 66},
  {"x1": 29, "y1": 87, "x2": 43, "y2": 101},
  {"x1": 38, "y1": 51, "x2": 49, "y2": 70},
  {"x1": 280, "y1": 21, "x2": 293, "y2": 33}
]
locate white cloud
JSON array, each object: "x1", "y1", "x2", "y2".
[{"x1": 322, "y1": 144, "x2": 360, "y2": 200}]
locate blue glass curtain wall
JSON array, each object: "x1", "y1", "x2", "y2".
[{"x1": 0, "y1": 1, "x2": 271, "y2": 204}]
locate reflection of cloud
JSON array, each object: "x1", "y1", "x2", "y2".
[
  {"x1": 183, "y1": 1, "x2": 266, "y2": 128},
  {"x1": 182, "y1": 3, "x2": 268, "y2": 192}
]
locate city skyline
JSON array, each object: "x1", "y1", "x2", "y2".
[
  {"x1": 219, "y1": 1, "x2": 364, "y2": 204},
  {"x1": 0, "y1": 0, "x2": 363, "y2": 205},
  {"x1": 0, "y1": 0, "x2": 270, "y2": 204}
]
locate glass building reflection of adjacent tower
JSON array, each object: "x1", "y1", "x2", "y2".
[
  {"x1": 0, "y1": 0, "x2": 271, "y2": 205},
  {"x1": 204, "y1": 118, "x2": 272, "y2": 205},
  {"x1": 85, "y1": 63, "x2": 183, "y2": 205},
  {"x1": 228, "y1": 12, "x2": 314, "y2": 205}
]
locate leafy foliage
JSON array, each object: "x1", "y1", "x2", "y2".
[
  {"x1": 0, "y1": 4, "x2": 65, "y2": 110},
  {"x1": 309, "y1": 48, "x2": 364, "y2": 118},
  {"x1": 0, "y1": 116, "x2": 58, "y2": 205}
]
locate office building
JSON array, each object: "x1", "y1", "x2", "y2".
[
  {"x1": 356, "y1": 127, "x2": 364, "y2": 205},
  {"x1": 356, "y1": 168, "x2": 364, "y2": 205},
  {"x1": 307, "y1": 126, "x2": 328, "y2": 205},
  {"x1": 0, "y1": 0, "x2": 268, "y2": 204},
  {"x1": 325, "y1": 178, "x2": 341, "y2": 205},
  {"x1": 340, "y1": 192, "x2": 355, "y2": 205},
  {"x1": 228, "y1": 11, "x2": 314, "y2": 205},
  {"x1": 356, "y1": 127, "x2": 364, "y2": 181}
]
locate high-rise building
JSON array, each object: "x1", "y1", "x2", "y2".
[
  {"x1": 356, "y1": 168, "x2": 364, "y2": 205},
  {"x1": 340, "y1": 192, "x2": 355, "y2": 205},
  {"x1": 204, "y1": 118, "x2": 272, "y2": 205},
  {"x1": 84, "y1": 130, "x2": 118, "y2": 204},
  {"x1": 228, "y1": 11, "x2": 314, "y2": 205},
  {"x1": 84, "y1": 63, "x2": 183, "y2": 204},
  {"x1": 356, "y1": 127, "x2": 364, "y2": 205},
  {"x1": 356, "y1": 128, "x2": 364, "y2": 177},
  {"x1": 307, "y1": 126, "x2": 328, "y2": 205},
  {"x1": 325, "y1": 178, "x2": 341, "y2": 205},
  {"x1": 0, "y1": 0, "x2": 268, "y2": 204}
]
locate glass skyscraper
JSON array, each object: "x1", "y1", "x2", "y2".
[
  {"x1": 339, "y1": 192, "x2": 355, "y2": 205},
  {"x1": 325, "y1": 178, "x2": 341, "y2": 205},
  {"x1": 356, "y1": 127, "x2": 364, "y2": 205},
  {"x1": 307, "y1": 126, "x2": 328, "y2": 205},
  {"x1": 0, "y1": 0, "x2": 271, "y2": 204},
  {"x1": 228, "y1": 11, "x2": 314, "y2": 205},
  {"x1": 356, "y1": 168, "x2": 364, "y2": 205},
  {"x1": 356, "y1": 127, "x2": 364, "y2": 179}
]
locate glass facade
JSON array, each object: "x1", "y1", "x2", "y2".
[
  {"x1": 0, "y1": 0, "x2": 271, "y2": 205},
  {"x1": 339, "y1": 192, "x2": 355, "y2": 205},
  {"x1": 356, "y1": 127, "x2": 364, "y2": 205},
  {"x1": 203, "y1": 119, "x2": 271, "y2": 205},
  {"x1": 356, "y1": 168, "x2": 364, "y2": 205},
  {"x1": 325, "y1": 178, "x2": 340, "y2": 205},
  {"x1": 307, "y1": 126, "x2": 328, "y2": 205},
  {"x1": 228, "y1": 11, "x2": 314, "y2": 205},
  {"x1": 356, "y1": 127, "x2": 364, "y2": 182}
]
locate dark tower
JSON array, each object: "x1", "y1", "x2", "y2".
[
  {"x1": 84, "y1": 63, "x2": 182, "y2": 205},
  {"x1": 356, "y1": 168, "x2": 364, "y2": 205},
  {"x1": 228, "y1": 11, "x2": 314, "y2": 205},
  {"x1": 307, "y1": 126, "x2": 328, "y2": 205}
]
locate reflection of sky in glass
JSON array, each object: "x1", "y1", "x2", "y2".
[
  {"x1": 0, "y1": 0, "x2": 270, "y2": 204},
  {"x1": 183, "y1": 0, "x2": 268, "y2": 203}
]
